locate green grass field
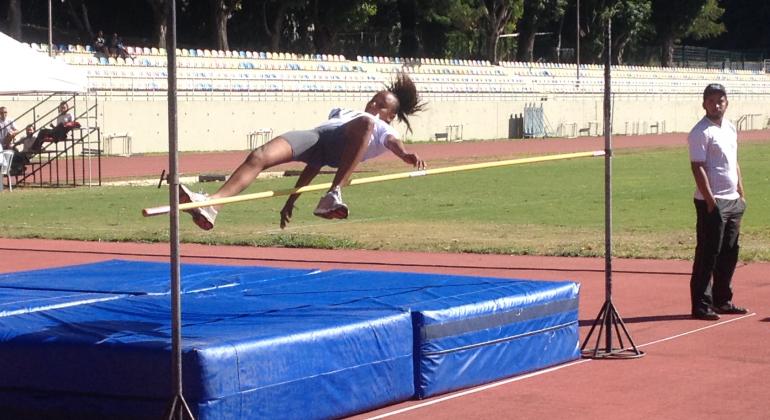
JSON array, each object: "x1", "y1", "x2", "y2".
[{"x1": 3, "y1": 143, "x2": 769, "y2": 261}]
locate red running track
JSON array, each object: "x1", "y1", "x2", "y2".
[
  {"x1": 1, "y1": 239, "x2": 768, "y2": 420},
  {"x1": 98, "y1": 130, "x2": 770, "y2": 180},
  {"x1": 3, "y1": 130, "x2": 769, "y2": 419}
]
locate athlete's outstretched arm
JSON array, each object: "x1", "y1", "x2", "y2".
[
  {"x1": 280, "y1": 164, "x2": 321, "y2": 228},
  {"x1": 385, "y1": 134, "x2": 425, "y2": 169}
]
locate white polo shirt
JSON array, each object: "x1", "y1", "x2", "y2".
[
  {"x1": 319, "y1": 108, "x2": 399, "y2": 162},
  {"x1": 1, "y1": 117, "x2": 17, "y2": 140},
  {"x1": 687, "y1": 116, "x2": 740, "y2": 200},
  {"x1": 56, "y1": 112, "x2": 74, "y2": 126}
]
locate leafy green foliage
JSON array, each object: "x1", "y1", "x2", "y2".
[{"x1": 686, "y1": 0, "x2": 725, "y2": 41}]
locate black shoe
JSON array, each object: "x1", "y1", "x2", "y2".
[
  {"x1": 713, "y1": 303, "x2": 749, "y2": 315},
  {"x1": 692, "y1": 309, "x2": 720, "y2": 321}
]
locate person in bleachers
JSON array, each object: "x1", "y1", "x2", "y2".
[
  {"x1": 1, "y1": 106, "x2": 19, "y2": 150},
  {"x1": 37, "y1": 101, "x2": 76, "y2": 143},
  {"x1": 178, "y1": 72, "x2": 427, "y2": 231},
  {"x1": 8, "y1": 124, "x2": 37, "y2": 175},
  {"x1": 110, "y1": 33, "x2": 133, "y2": 59},
  {"x1": 13, "y1": 124, "x2": 38, "y2": 155},
  {"x1": 93, "y1": 30, "x2": 109, "y2": 55}
]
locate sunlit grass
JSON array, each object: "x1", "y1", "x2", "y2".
[{"x1": 3, "y1": 143, "x2": 769, "y2": 261}]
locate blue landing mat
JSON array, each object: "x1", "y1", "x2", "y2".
[
  {"x1": 236, "y1": 269, "x2": 581, "y2": 397},
  {"x1": 0, "y1": 260, "x2": 580, "y2": 419},
  {"x1": 0, "y1": 288, "x2": 125, "y2": 318},
  {"x1": 0, "y1": 298, "x2": 414, "y2": 420},
  {"x1": 0, "y1": 260, "x2": 317, "y2": 295}
]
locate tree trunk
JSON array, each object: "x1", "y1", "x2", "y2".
[
  {"x1": 613, "y1": 34, "x2": 629, "y2": 65},
  {"x1": 487, "y1": 32, "x2": 499, "y2": 63},
  {"x1": 64, "y1": 0, "x2": 92, "y2": 42},
  {"x1": 516, "y1": 3, "x2": 537, "y2": 62},
  {"x1": 264, "y1": 2, "x2": 289, "y2": 52},
  {"x1": 555, "y1": 14, "x2": 565, "y2": 63},
  {"x1": 7, "y1": 0, "x2": 22, "y2": 39},
  {"x1": 660, "y1": 36, "x2": 674, "y2": 67},
  {"x1": 157, "y1": 22, "x2": 168, "y2": 49},
  {"x1": 213, "y1": 0, "x2": 229, "y2": 51},
  {"x1": 313, "y1": 24, "x2": 333, "y2": 54},
  {"x1": 517, "y1": 29, "x2": 537, "y2": 62},
  {"x1": 269, "y1": 25, "x2": 281, "y2": 51},
  {"x1": 146, "y1": 0, "x2": 168, "y2": 49},
  {"x1": 397, "y1": 0, "x2": 419, "y2": 58},
  {"x1": 483, "y1": 0, "x2": 512, "y2": 64},
  {"x1": 80, "y1": 3, "x2": 93, "y2": 38}
]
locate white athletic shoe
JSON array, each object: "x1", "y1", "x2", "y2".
[
  {"x1": 179, "y1": 184, "x2": 218, "y2": 230},
  {"x1": 313, "y1": 186, "x2": 348, "y2": 219}
]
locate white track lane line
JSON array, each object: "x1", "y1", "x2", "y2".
[
  {"x1": 637, "y1": 312, "x2": 755, "y2": 348},
  {"x1": 364, "y1": 313, "x2": 756, "y2": 419}
]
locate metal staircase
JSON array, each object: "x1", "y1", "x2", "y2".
[{"x1": 14, "y1": 94, "x2": 101, "y2": 187}]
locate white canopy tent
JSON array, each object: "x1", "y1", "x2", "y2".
[{"x1": 0, "y1": 31, "x2": 87, "y2": 95}]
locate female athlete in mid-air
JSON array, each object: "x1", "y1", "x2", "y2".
[{"x1": 180, "y1": 72, "x2": 426, "y2": 230}]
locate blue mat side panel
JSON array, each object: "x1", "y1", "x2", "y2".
[
  {"x1": 417, "y1": 322, "x2": 579, "y2": 398},
  {"x1": 194, "y1": 351, "x2": 413, "y2": 420},
  {"x1": 188, "y1": 310, "x2": 414, "y2": 419},
  {"x1": 413, "y1": 283, "x2": 580, "y2": 398},
  {"x1": 0, "y1": 294, "x2": 415, "y2": 420}
]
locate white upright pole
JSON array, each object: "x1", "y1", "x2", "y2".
[
  {"x1": 576, "y1": 0, "x2": 580, "y2": 86},
  {"x1": 48, "y1": 0, "x2": 53, "y2": 56}
]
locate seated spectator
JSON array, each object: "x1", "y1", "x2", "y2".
[
  {"x1": 8, "y1": 125, "x2": 36, "y2": 175},
  {"x1": 111, "y1": 33, "x2": 133, "y2": 59},
  {"x1": 1, "y1": 106, "x2": 18, "y2": 150},
  {"x1": 13, "y1": 124, "x2": 38, "y2": 156},
  {"x1": 93, "y1": 30, "x2": 109, "y2": 55},
  {"x1": 37, "y1": 101, "x2": 77, "y2": 143}
]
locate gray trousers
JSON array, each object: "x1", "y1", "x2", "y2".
[{"x1": 690, "y1": 198, "x2": 745, "y2": 313}]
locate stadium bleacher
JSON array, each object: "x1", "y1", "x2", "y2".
[
  {"x1": 9, "y1": 41, "x2": 767, "y2": 153},
  {"x1": 42, "y1": 41, "x2": 769, "y2": 98}
]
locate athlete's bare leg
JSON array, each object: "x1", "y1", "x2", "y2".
[{"x1": 209, "y1": 137, "x2": 294, "y2": 209}]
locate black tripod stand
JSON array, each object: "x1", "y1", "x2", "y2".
[{"x1": 580, "y1": 16, "x2": 644, "y2": 360}]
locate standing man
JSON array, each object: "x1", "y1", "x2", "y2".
[
  {"x1": 1, "y1": 106, "x2": 18, "y2": 149},
  {"x1": 688, "y1": 83, "x2": 749, "y2": 321}
]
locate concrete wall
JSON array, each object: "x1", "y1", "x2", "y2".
[{"x1": 2, "y1": 91, "x2": 768, "y2": 154}]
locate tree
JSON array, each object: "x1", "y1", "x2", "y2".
[
  {"x1": 416, "y1": 0, "x2": 485, "y2": 59},
  {"x1": 686, "y1": 0, "x2": 725, "y2": 41},
  {"x1": 62, "y1": 0, "x2": 95, "y2": 42},
  {"x1": 515, "y1": 0, "x2": 566, "y2": 62},
  {"x1": 5, "y1": 0, "x2": 22, "y2": 39},
  {"x1": 309, "y1": 0, "x2": 376, "y2": 54},
  {"x1": 145, "y1": 0, "x2": 169, "y2": 48},
  {"x1": 650, "y1": 0, "x2": 706, "y2": 66},
  {"x1": 257, "y1": 0, "x2": 305, "y2": 52},
  {"x1": 397, "y1": 0, "x2": 419, "y2": 57},
  {"x1": 211, "y1": 0, "x2": 242, "y2": 51},
  {"x1": 480, "y1": 0, "x2": 519, "y2": 63},
  {"x1": 610, "y1": 1, "x2": 649, "y2": 63}
]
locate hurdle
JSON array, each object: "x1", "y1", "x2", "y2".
[{"x1": 142, "y1": 150, "x2": 605, "y2": 217}]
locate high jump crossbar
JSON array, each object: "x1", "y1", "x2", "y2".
[{"x1": 142, "y1": 150, "x2": 605, "y2": 217}]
